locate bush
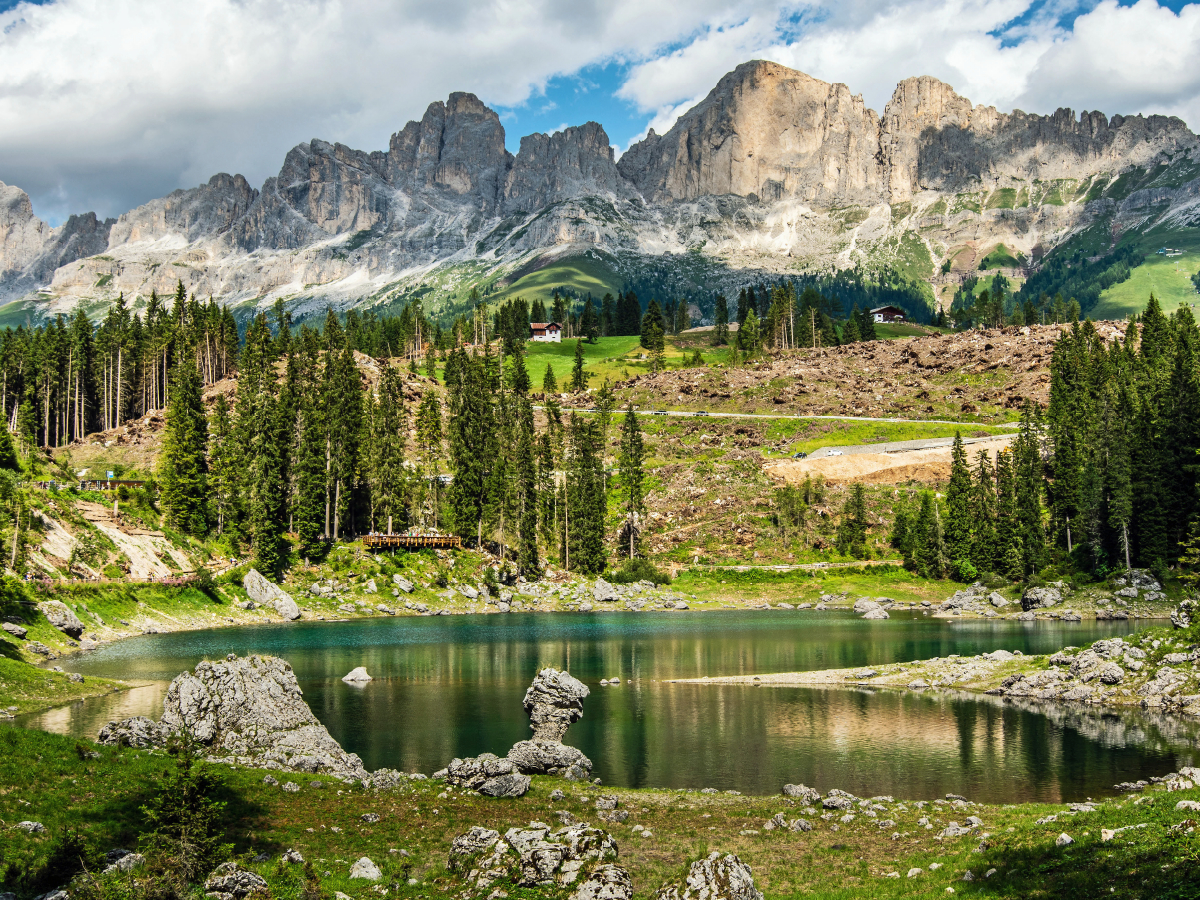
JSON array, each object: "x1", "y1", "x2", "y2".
[
  {"x1": 607, "y1": 558, "x2": 671, "y2": 585},
  {"x1": 951, "y1": 558, "x2": 978, "y2": 583},
  {"x1": 31, "y1": 827, "x2": 102, "y2": 893}
]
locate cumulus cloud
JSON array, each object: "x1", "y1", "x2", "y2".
[
  {"x1": 0, "y1": 0, "x2": 745, "y2": 222},
  {"x1": 617, "y1": 0, "x2": 1200, "y2": 142},
  {"x1": 2, "y1": 0, "x2": 1199, "y2": 223}
]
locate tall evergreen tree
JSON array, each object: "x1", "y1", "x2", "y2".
[
  {"x1": 617, "y1": 402, "x2": 645, "y2": 559},
  {"x1": 570, "y1": 340, "x2": 588, "y2": 392},
  {"x1": 159, "y1": 362, "x2": 209, "y2": 535},
  {"x1": 944, "y1": 432, "x2": 973, "y2": 568},
  {"x1": 713, "y1": 294, "x2": 729, "y2": 346}
]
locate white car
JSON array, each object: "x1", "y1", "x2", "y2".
[{"x1": 827, "y1": 450, "x2": 843, "y2": 457}]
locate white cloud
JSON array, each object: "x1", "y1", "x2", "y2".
[
  {"x1": 3, "y1": 0, "x2": 1199, "y2": 224},
  {"x1": 0, "y1": 0, "x2": 744, "y2": 221}
]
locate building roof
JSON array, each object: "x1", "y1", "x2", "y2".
[
  {"x1": 870, "y1": 305, "x2": 906, "y2": 314},
  {"x1": 530, "y1": 322, "x2": 561, "y2": 329}
]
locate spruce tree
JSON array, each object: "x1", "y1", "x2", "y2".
[
  {"x1": 738, "y1": 309, "x2": 761, "y2": 355},
  {"x1": 367, "y1": 365, "x2": 407, "y2": 533},
  {"x1": 160, "y1": 362, "x2": 209, "y2": 535},
  {"x1": 514, "y1": 398, "x2": 540, "y2": 575},
  {"x1": 617, "y1": 402, "x2": 645, "y2": 559},
  {"x1": 207, "y1": 395, "x2": 242, "y2": 538},
  {"x1": 971, "y1": 450, "x2": 997, "y2": 574},
  {"x1": 944, "y1": 432, "x2": 973, "y2": 570},
  {"x1": 414, "y1": 388, "x2": 443, "y2": 528},
  {"x1": 563, "y1": 414, "x2": 607, "y2": 574},
  {"x1": 543, "y1": 363, "x2": 558, "y2": 395},
  {"x1": 835, "y1": 483, "x2": 869, "y2": 558},
  {"x1": 570, "y1": 340, "x2": 589, "y2": 392},
  {"x1": 713, "y1": 294, "x2": 729, "y2": 346},
  {"x1": 640, "y1": 300, "x2": 666, "y2": 348}
]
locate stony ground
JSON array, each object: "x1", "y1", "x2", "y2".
[
  {"x1": 3, "y1": 723, "x2": 1200, "y2": 899},
  {"x1": 603, "y1": 324, "x2": 1121, "y2": 422}
]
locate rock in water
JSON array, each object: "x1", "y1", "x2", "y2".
[
  {"x1": 204, "y1": 862, "x2": 269, "y2": 900},
  {"x1": 655, "y1": 851, "x2": 764, "y2": 900},
  {"x1": 342, "y1": 666, "x2": 373, "y2": 683},
  {"x1": 38, "y1": 600, "x2": 83, "y2": 637},
  {"x1": 862, "y1": 608, "x2": 889, "y2": 619},
  {"x1": 243, "y1": 568, "x2": 301, "y2": 620},
  {"x1": 99, "y1": 655, "x2": 366, "y2": 780},
  {"x1": 523, "y1": 667, "x2": 590, "y2": 742}
]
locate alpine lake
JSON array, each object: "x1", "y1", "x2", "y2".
[{"x1": 17, "y1": 609, "x2": 1199, "y2": 803}]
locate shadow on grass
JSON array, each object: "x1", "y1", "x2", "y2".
[{"x1": 969, "y1": 826, "x2": 1200, "y2": 899}]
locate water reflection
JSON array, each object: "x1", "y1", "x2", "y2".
[{"x1": 14, "y1": 610, "x2": 1188, "y2": 801}]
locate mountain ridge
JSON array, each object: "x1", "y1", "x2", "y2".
[{"x1": 1, "y1": 58, "x2": 1197, "y2": 322}]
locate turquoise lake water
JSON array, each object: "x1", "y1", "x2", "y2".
[{"x1": 18, "y1": 610, "x2": 1196, "y2": 802}]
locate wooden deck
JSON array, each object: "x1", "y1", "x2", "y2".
[{"x1": 363, "y1": 534, "x2": 462, "y2": 550}]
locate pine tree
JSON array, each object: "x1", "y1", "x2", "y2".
[
  {"x1": 842, "y1": 314, "x2": 861, "y2": 344},
  {"x1": 508, "y1": 345, "x2": 530, "y2": 395},
  {"x1": 713, "y1": 294, "x2": 729, "y2": 346},
  {"x1": 207, "y1": 395, "x2": 241, "y2": 538},
  {"x1": 640, "y1": 300, "x2": 665, "y2": 349},
  {"x1": 367, "y1": 365, "x2": 407, "y2": 533},
  {"x1": 738, "y1": 309, "x2": 760, "y2": 355},
  {"x1": 835, "y1": 483, "x2": 870, "y2": 558},
  {"x1": 159, "y1": 362, "x2": 209, "y2": 535},
  {"x1": 414, "y1": 388, "x2": 443, "y2": 528},
  {"x1": 562, "y1": 413, "x2": 607, "y2": 574},
  {"x1": 617, "y1": 402, "x2": 645, "y2": 559},
  {"x1": 543, "y1": 363, "x2": 558, "y2": 395},
  {"x1": 570, "y1": 340, "x2": 589, "y2": 392},
  {"x1": 447, "y1": 350, "x2": 497, "y2": 546},
  {"x1": 644, "y1": 323, "x2": 666, "y2": 372},
  {"x1": 944, "y1": 432, "x2": 973, "y2": 569},
  {"x1": 971, "y1": 450, "x2": 997, "y2": 574},
  {"x1": 514, "y1": 398, "x2": 540, "y2": 576},
  {"x1": 0, "y1": 427, "x2": 19, "y2": 472}
]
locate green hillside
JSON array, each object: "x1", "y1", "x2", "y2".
[
  {"x1": 1092, "y1": 231, "x2": 1200, "y2": 319},
  {"x1": 492, "y1": 253, "x2": 623, "y2": 305}
]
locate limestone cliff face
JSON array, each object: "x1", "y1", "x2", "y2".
[
  {"x1": 617, "y1": 61, "x2": 882, "y2": 206},
  {"x1": 5, "y1": 61, "x2": 1200, "y2": 311},
  {"x1": 881, "y1": 75, "x2": 1198, "y2": 201},
  {"x1": 109, "y1": 173, "x2": 258, "y2": 247},
  {"x1": 504, "y1": 122, "x2": 634, "y2": 214},
  {"x1": 0, "y1": 182, "x2": 52, "y2": 276}
]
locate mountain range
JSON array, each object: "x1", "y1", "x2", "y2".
[{"x1": 2, "y1": 59, "x2": 1198, "y2": 324}]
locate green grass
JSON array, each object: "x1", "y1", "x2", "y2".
[
  {"x1": 524, "y1": 335, "x2": 704, "y2": 388},
  {"x1": 0, "y1": 655, "x2": 125, "y2": 715},
  {"x1": 1093, "y1": 247, "x2": 1200, "y2": 320},
  {"x1": 748, "y1": 418, "x2": 1011, "y2": 458},
  {"x1": 986, "y1": 188, "x2": 1018, "y2": 210},
  {"x1": 0, "y1": 300, "x2": 34, "y2": 330},
  {"x1": 3, "y1": 708, "x2": 1199, "y2": 899},
  {"x1": 978, "y1": 244, "x2": 1023, "y2": 270},
  {"x1": 491, "y1": 254, "x2": 623, "y2": 306}
]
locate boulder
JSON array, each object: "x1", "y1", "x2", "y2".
[
  {"x1": 365, "y1": 579, "x2": 377, "y2": 593},
  {"x1": 97, "y1": 716, "x2": 171, "y2": 748},
  {"x1": 102, "y1": 850, "x2": 146, "y2": 874},
  {"x1": 655, "y1": 851, "x2": 763, "y2": 900},
  {"x1": 782, "y1": 783, "x2": 821, "y2": 803},
  {"x1": 2, "y1": 622, "x2": 27, "y2": 639},
  {"x1": 243, "y1": 569, "x2": 300, "y2": 620},
  {"x1": 1021, "y1": 587, "x2": 1061, "y2": 611},
  {"x1": 446, "y1": 753, "x2": 530, "y2": 797},
  {"x1": 393, "y1": 575, "x2": 415, "y2": 593},
  {"x1": 342, "y1": 667, "x2": 373, "y2": 683},
  {"x1": 204, "y1": 862, "x2": 269, "y2": 900},
  {"x1": 988, "y1": 592, "x2": 1009, "y2": 608},
  {"x1": 350, "y1": 857, "x2": 382, "y2": 880},
  {"x1": 594, "y1": 578, "x2": 621, "y2": 603},
  {"x1": 508, "y1": 739, "x2": 593, "y2": 776},
  {"x1": 572, "y1": 864, "x2": 634, "y2": 900},
  {"x1": 862, "y1": 608, "x2": 889, "y2": 619},
  {"x1": 39, "y1": 600, "x2": 83, "y2": 638},
  {"x1": 16, "y1": 821, "x2": 45, "y2": 833},
  {"x1": 449, "y1": 821, "x2": 620, "y2": 893},
  {"x1": 461, "y1": 586, "x2": 480, "y2": 600},
  {"x1": 1172, "y1": 599, "x2": 1194, "y2": 630},
  {"x1": 99, "y1": 654, "x2": 366, "y2": 780},
  {"x1": 852, "y1": 598, "x2": 880, "y2": 613},
  {"x1": 523, "y1": 667, "x2": 590, "y2": 742}
]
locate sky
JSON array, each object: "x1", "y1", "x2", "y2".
[{"x1": 1, "y1": 0, "x2": 1199, "y2": 225}]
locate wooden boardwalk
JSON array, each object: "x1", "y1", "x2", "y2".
[{"x1": 363, "y1": 534, "x2": 462, "y2": 550}]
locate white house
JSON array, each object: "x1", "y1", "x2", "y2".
[
  {"x1": 871, "y1": 305, "x2": 907, "y2": 324},
  {"x1": 529, "y1": 322, "x2": 562, "y2": 342}
]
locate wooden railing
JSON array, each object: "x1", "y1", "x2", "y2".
[{"x1": 362, "y1": 534, "x2": 462, "y2": 550}]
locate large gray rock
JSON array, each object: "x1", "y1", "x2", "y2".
[
  {"x1": 244, "y1": 569, "x2": 300, "y2": 620},
  {"x1": 655, "y1": 851, "x2": 764, "y2": 900},
  {"x1": 523, "y1": 668, "x2": 590, "y2": 742},
  {"x1": 479, "y1": 772, "x2": 532, "y2": 798},
  {"x1": 507, "y1": 739, "x2": 593, "y2": 776},
  {"x1": 449, "y1": 821, "x2": 622, "y2": 895},
  {"x1": 570, "y1": 863, "x2": 635, "y2": 900},
  {"x1": 2, "y1": 621, "x2": 27, "y2": 639},
  {"x1": 1172, "y1": 599, "x2": 1194, "y2": 630},
  {"x1": 1021, "y1": 587, "x2": 1062, "y2": 611},
  {"x1": 97, "y1": 716, "x2": 171, "y2": 748},
  {"x1": 446, "y1": 753, "x2": 530, "y2": 796},
  {"x1": 39, "y1": 600, "x2": 83, "y2": 638},
  {"x1": 350, "y1": 857, "x2": 382, "y2": 880},
  {"x1": 782, "y1": 783, "x2": 821, "y2": 804},
  {"x1": 99, "y1": 655, "x2": 365, "y2": 780},
  {"x1": 862, "y1": 607, "x2": 889, "y2": 619},
  {"x1": 393, "y1": 575, "x2": 414, "y2": 593},
  {"x1": 204, "y1": 862, "x2": 269, "y2": 900},
  {"x1": 594, "y1": 578, "x2": 620, "y2": 603}
]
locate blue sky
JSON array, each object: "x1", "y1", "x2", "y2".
[{"x1": 2, "y1": 0, "x2": 1200, "y2": 224}]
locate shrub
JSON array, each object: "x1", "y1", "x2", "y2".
[
  {"x1": 608, "y1": 557, "x2": 671, "y2": 585},
  {"x1": 951, "y1": 558, "x2": 978, "y2": 583}
]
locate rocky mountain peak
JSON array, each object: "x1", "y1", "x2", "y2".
[{"x1": 504, "y1": 121, "x2": 634, "y2": 214}]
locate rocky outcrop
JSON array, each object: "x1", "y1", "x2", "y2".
[
  {"x1": 618, "y1": 61, "x2": 882, "y2": 207},
  {"x1": 507, "y1": 739, "x2": 592, "y2": 780},
  {"x1": 522, "y1": 667, "x2": 590, "y2": 742},
  {"x1": 655, "y1": 851, "x2": 764, "y2": 900},
  {"x1": 505, "y1": 123, "x2": 634, "y2": 215},
  {"x1": 39, "y1": 599, "x2": 83, "y2": 638},
  {"x1": 448, "y1": 821, "x2": 622, "y2": 894},
  {"x1": 204, "y1": 862, "x2": 269, "y2": 900},
  {"x1": 99, "y1": 654, "x2": 366, "y2": 780},
  {"x1": 1021, "y1": 586, "x2": 1062, "y2": 611},
  {"x1": 97, "y1": 715, "x2": 171, "y2": 748},
  {"x1": 108, "y1": 173, "x2": 257, "y2": 246},
  {"x1": 243, "y1": 569, "x2": 300, "y2": 620},
  {"x1": 445, "y1": 753, "x2": 531, "y2": 797}
]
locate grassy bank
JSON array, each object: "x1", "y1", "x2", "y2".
[{"x1": 1, "y1": 724, "x2": 1198, "y2": 899}]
